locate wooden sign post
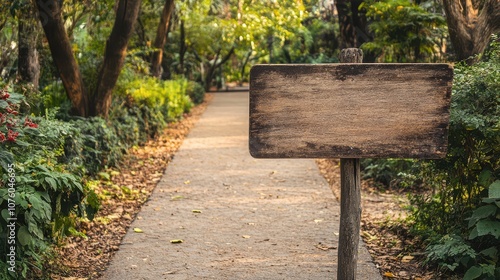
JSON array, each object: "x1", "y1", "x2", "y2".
[{"x1": 249, "y1": 48, "x2": 453, "y2": 279}]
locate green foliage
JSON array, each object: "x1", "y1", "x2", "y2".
[
  {"x1": 425, "y1": 181, "x2": 500, "y2": 279},
  {"x1": 186, "y1": 81, "x2": 206, "y2": 105},
  {"x1": 361, "y1": 0, "x2": 447, "y2": 62},
  {"x1": 361, "y1": 158, "x2": 417, "y2": 188},
  {"x1": 426, "y1": 234, "x2": 477, "y2": 273},
  {"x1": 0, "y1": 86, "x2": 98, "y2": 279},
  {"x1": 1, "y1": 68, "x2": 195, "y2": 278},
  {"x1": 117, "y1": 75, "x2": 193, "y2": 122},
  {"x1": 406, "y1": 38, "x2": 500, "y2": 277}
]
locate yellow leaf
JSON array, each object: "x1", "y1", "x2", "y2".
[
  {"x1": 133, "y1": 228, "x2": 144, "y2": 233},
  {"x1": 383, "y1": 272, "x2": 396, "y2": 278},
  {"x1": 184, "y1": 180, "x2": 190, "y2": 184},
  {"x1": 192, "y1": 210, "x2": 202, "y2": 213},
  {"x1": 170, "y1": 239, "x2": 183, "y2": 243},
  {"x1": 402, "y1": 255, "x2": 414, "y2": 263},
  {"x1": 242, "y1": 235, "x2": 251, "y2": 239}
]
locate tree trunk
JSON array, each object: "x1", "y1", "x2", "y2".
[
  {"x1": 239, "y1": 50, "x2": 251, "y2": 86},
  {"x1": 336, "y1": 0, "x2": 356, "y2": 49},
  {"x1": 204, "y1": 47, "x2": 234, "y2": 92},
  {"x1": 336, "y1": 0, "x2": 374, "y2": 61},
  {"x1": 151, "y1": 0, "x2": 175, "y2": 77},
  {"x1": 91, "y1": 0, "x2": 142, "y2": 117},
  {"x1": 18, "y1": 3, "x2": 40, "y2": 88},
  {"x1": 178, "y1": 19, "x2": 186, "y2": 75},
  {"x1": 350, "y1": 0, "x2": 372, "y2": 47},
  {"x1": 443, "y1": 0, "x2": 500, "y2": 64},
  {"x1": 36, "y1": 0, "x2": 88, "y2": 116}
]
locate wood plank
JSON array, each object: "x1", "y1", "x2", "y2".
[{"x1": 249, "y1": 63, "x2": 453, "y2": 159}]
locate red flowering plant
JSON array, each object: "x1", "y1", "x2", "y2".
[{"x1": 0, "y1": 86, "x2": 38, "y2": 171}]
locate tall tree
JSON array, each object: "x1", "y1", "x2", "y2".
[
  {"x1": 18, "y1": 1, "x2": 40, "y2": 88},
  {"x1": 36, "y1": 0, "x2": 88, "y2": 116},
  {"x1": 442, "y1": 0, "x2": 500, "y2": 64},
  {"x1": 151, "y1": 0, "x2": 175, "y2": 77},
  {"x1": 35, "y1": 0, "x2": 142, "y2": 117},
  {"x1": 91, "y1": 0, "x2": 142, "y2": 117}
]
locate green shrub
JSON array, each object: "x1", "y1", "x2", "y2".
[
  {"x1": 407, "y1": 38, "x2": 500, "y2": 277},
  {"x1": 0, "y1": 86, "x2": 98, "y2": 279},
  {"x1": 117, "y1": 76, "x2": 193, "y2": 121},
  {"x1": 361, "y1": 0, "x2": 447, "y2": 63},
  {"x1": 1, "y1": 59, "x2": 196, "y2": 279},
  {"x1": 361, "y1": 158, "x2": 418, "y2": 188},
  {"x1": 186, "y1": 81, "x2": 205, "y2": 105}
]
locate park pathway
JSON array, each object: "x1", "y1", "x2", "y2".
[{"x1": 99, "y1": 91, "x2": 381, "y2": 280}]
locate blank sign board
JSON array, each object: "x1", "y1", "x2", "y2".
[{"x1": 249, "y1": 64, "x2": 453, "y2": 159}]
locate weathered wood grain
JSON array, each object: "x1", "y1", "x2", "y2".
[
  {"x1": 338, "y1": 158, "x2": 361, "y2": 279},
  {"x1": 337, "y1": 48, "x2": 362, "y2": 280},
  {"x1": 249, "y1": 63, "x2": 453, "y2": 159}
]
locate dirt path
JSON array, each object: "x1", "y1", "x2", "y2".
[{"x1": 99, "y1": 92, "x2": 381, "y2": 279}]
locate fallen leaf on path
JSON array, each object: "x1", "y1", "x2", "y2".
[
  {"x1": 242, "y1": 235, "x2": 251, "y2": 239},
  {"x1": 192, "y1": 209, "x2": 202, "y2": 213},
  {"x1": 171, "y1": 195, "x2": 184, "y2": 200},
  {"x1": 184, "y1": 180, "x2": 190, "y2": 184},
  {"x1": 383, "y1": 272, "x2": 396, "y2": 278},
  {"x1": 170, "y1": 239, "x2": 184, "y2": 243},
  {"x1": 401, "y1": 255, "x2": 414, "y2": 263},
  {"x1": 133, "y1": 228, "x2": 144, "y2": 233},
  {"x1": 315, "y1": 243, "x2": 337, "y2": 251}
]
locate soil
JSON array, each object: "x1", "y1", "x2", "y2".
[{"x1": 46, "y1": 92, "x2": 436, "y2": 280}]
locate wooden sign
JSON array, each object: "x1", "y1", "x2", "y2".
[{"x1": 249, "y1": 63, "x2": 453, "y2": 159}]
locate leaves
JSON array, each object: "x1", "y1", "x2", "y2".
[
  {"x1": 463, "y1": 266, "x2": 483, "y2": 280},
  {"x1": 468, "y1": 205, "x2": 497, "y2": 228},
  {"x1": 383, "y1": 272, "x2": 396, "y2": 278},
  {"x1": 489, "y1": 181, "x2": 500, "y2": 199},
  {"x1": 17, "y1": 226, "x2": 32, "y2": 247},
  {"x1": 170, "y1": 239, "x2": 183, "y2": 243},
  {"x1": 475, "y1": 220, "x2": 500, "y2": 239},
  {"x1": 133, "y1": 228, "x2": 144, "y2": 233},
  {"x1": 0, "y1": 150, "x2": 14, "y2": 172},
  {"x1": 401, "y1": 255, "x2": 414, "y2": 263}
]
